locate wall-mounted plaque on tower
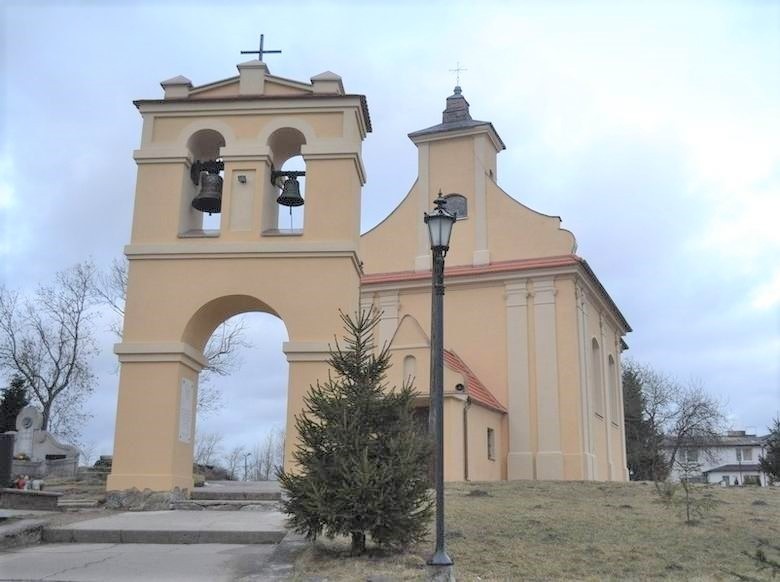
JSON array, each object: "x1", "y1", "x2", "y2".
[{"x1": 178, "y1": 378, "x2": 194, "y2": 443}]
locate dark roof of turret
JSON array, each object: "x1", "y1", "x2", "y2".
[{"x1": 408, "y1": 86, "x2": 505, "y2": 149}]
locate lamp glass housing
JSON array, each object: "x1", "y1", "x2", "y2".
[{"x1": 425, "y1": 197, "x2": 456, "y2": 250}]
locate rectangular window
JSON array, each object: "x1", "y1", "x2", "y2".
[
  {"x1": 682, "y1": 448, "x2": 699, "y2": 463},
  {"x1": 487, "y1": 428, "x2": 495, "y2": 461},
  {"x1": 737, "y1": 448, "x2": 752, "y2": 461}
]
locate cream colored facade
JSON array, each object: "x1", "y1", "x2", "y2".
[{"x1": 108, "y1": 60, "x2": 630, "y2": 492}]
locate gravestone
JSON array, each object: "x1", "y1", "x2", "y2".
[{"x1": 4, "y1": 406, "x2": 79, "y2": 478}]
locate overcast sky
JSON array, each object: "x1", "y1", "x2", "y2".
[{"x1": 1, "y1": 1, "x2": 778, "y2": 460}]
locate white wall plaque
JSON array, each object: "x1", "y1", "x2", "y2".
[{"x1": 178, "y1": 378, "x2": 194, "y2": 443}]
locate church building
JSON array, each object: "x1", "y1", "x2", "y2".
[{"x1": 107, "y1": 56, "x2": 630, "y2": 492}]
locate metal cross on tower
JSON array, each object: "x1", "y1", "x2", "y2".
[
  {"x1": 241, "y1": 34, "x2": 282, "y2": 61},
  {"x1": 449, "y1": 61, "x2": 467, "y2": 86}
]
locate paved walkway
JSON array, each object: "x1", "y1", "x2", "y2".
[
  {"x1": 0, "y1": 481, "x2": 303, "y2": 580},
  {"x1": 0, "y1": 542, "x2": 291, "y2": 581}
]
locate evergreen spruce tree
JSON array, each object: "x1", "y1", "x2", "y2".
[
  {"x1": 278, "y1": 309, "x2": 432, "y2": 554},
  {"x1": 759, "y1": 416, "x2": 780, "y2": 484},
  {"x1": 0, "y1": 375, "x2": 29, "y2": 432}
]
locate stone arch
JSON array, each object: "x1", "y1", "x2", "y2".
[
  {"x1": 258, "y1": 118, "x2": 316, "y2": 152},
  {"x1": 181, "y1": 294, "x2": 283, "y2": 352},
  {"x1": 176, "y1": 120, "x2": 236, "y2": 151}
]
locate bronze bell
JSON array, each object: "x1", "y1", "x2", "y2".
[
  {"x1": 276, "y1": 176, "x2": 304, "y2": 207},
  {"x1": 192, "y1": 172, "x2": 223, "y2": 214}
]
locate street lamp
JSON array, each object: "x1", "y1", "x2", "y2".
[
  {"x1": 425, "y1": 192, "x2": 456, "y2": 567},
  {"x1": 243, "y1": 452, "x2": 252, "y2": 482}
]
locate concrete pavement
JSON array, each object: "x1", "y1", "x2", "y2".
[
  {"x1": 0, "y1": 482, "x2": 304, "y2": 580},
  {"x1": 0, "y1": 542, "x2": 282, "y2": 581}
]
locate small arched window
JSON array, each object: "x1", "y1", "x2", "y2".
[
  {"x1": 403, "y1": 355, "x2": 417, "y2": 382},
  {"x1": 443, "y1": 193, "x2": 468, "y2": 219},
  {"x1": 590, "y1": 338, "x2": 604, "y2": 417},
  {"x1": 608, "y1": 355, "x2": 619, "y2": 422}
]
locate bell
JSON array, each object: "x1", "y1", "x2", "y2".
[
  {"x1": 276, "y1": 176, "x2": 304, "y2": 207},
  {"x1": 191, "y1": 172, "x2": 223, "y2": 214}
]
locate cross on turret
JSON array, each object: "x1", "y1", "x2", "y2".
[
  {"x1": 449, "y1": 61, "x2": 467, "y2": 86},
  {"x1": 241, "y1": 34, "x2": 282, "y2": 61}
]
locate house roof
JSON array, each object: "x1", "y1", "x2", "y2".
[
  {"x1": 703, "y1": 464, "x2": 762, "y2": 473},
  {"x1": 662, "y1": 434, "x2": 768, "y2": 448},
  {"x1": 444, "y1": 350, "x2": 507, "y2": 414}
]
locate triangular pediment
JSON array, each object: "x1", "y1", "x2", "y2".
[
  {"x1": 188, "y1": 74, "x2": 313, "y2": 99},
  {"x1": 388, "y1": 314, "x2": 429, "y2": 349}
]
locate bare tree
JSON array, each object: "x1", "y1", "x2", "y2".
[
  {"x1": 95, "y1": 257, "x2": 251, "y2": 414},
  {"x1": 79, "y1": 440, "x2": 97, "y2": 467},
  {"x1": 223, "y1": 445, "x2": 246, "y2": 480},
  {"x1": 194, "y1": 431, "x2": 223, "y2": 466},
  {"x1": 664, "y1": 379, "x2": 726, "y2": 471},
  {"x1": 0, "y1": 262, "x2": 98, "y2": 442},
  {"x1": 250, "y1": 427, "x2": 285, "y2": 481},
  {"x1": 628, "y1": 361, "x2": 726, "y2": 483}
]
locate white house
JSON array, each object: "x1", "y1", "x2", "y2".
[{"x1": 664, "y1": 430, "x2": 770, "y2": 487}]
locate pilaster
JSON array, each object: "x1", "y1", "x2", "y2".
[
  {"x1": 600, "y1": 313, "x2": 615, "y2": 480},
  {"x1": 473, "y1": 136, "x2": 490, "y2": 266},
  {"x1": 377, "y1": 291, "x2": 400, "y2": 346},
  {"x1": 505, "y1": 281, "x2": 533, "y2": 479},
  {"x1": 576, "y1": 284, "x2": 595, "y2": 479},
  {"x1": 415, "y1": 144, "x2": 432, "y2": 272},
  {"x1": 532, "y1": 277, "x2": 564, "y2": 480}
]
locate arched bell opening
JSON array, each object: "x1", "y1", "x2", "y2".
[
  {"x1": 275, "y1": 155, "x2": 306, "y2": 231},
  {"x1": 182, "y1": 129, "x2": 226, "y2": 236},
  {"x1": 263, "y1": 128, "x2": 307, "y2": 234},
  {"x1": 181, "y1": 295, "x2": 289, "y2": 481}
]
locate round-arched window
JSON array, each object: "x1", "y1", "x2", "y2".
[{"x1": 443, "y1": 193, "x2": 468, "y2": 219}]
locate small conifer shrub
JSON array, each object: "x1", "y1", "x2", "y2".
[{"x1": 278, "y1": 309, "x2": 432, "y2": 554}]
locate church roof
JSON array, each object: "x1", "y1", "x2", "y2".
[
  {"x1": 408, "y1": 86, "x2": 506, "y2": 149},
  {"x1": 361, "y1": 255, "x2": 631, "y2": 333},
  {"x1": 444, "y1": 349, "x2": 507, "y2": 413}
]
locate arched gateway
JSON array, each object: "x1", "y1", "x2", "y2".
[{"x1": 107, "y1": 62, "x2": 369, "y2": 491}]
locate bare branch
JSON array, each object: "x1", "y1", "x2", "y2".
[{"x1": 0, "y1": 261, "x2": 98, "y2": 441}]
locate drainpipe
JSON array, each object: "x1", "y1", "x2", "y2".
[{"x1": 463, "y1": 398, "x2": 472, "y2": 481}]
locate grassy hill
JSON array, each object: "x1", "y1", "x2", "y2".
[{"x1": 292, "y1": 480, "x2": 779, "y2": 581}]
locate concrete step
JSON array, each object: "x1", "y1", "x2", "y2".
[
  {"x1": 172, "y1": 499, "x2": 280, "y2": 511},
  {"x1": 190, "y1": 490, "x2": 281, "y2": 501},
  {"x1": 43, "y1": 510, "x2": 287, "y2": 545},
  {"x1": 57, "y1": 499, "x2": 100, "y2": 510}
]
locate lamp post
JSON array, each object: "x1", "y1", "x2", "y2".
[
  {"x1": 425, "y1": 192, "x2": 456, "y2": 567},
  {"x1": 243, "y1": 452, "x2": 252, "y2": 482}
]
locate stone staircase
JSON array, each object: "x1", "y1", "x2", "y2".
[{"x1": 172, "y1": 481, "x2": 282, "y2": 511}]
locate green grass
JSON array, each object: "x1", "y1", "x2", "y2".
[{"x1": 292, "y1": 480, "x2": 780, "y2": 581}]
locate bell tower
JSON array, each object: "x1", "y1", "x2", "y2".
[{"x1": 107, "y1": 54, "x2": 370, "y2": 491}]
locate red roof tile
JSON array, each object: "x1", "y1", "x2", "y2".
[{"x1": 444, "y1": 350, "x2": 507, "y2": 413}]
